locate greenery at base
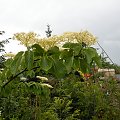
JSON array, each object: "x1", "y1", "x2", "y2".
[{"x1": 0, "y1": 74, "x2": 120, "y2": 120}]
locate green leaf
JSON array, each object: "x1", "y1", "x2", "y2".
[
  {"x1": 26, "y1": 70, "x2": 35, "y2": 77},
  {"x1": 20, "y1": 55, "x2": 26, "y2": 69},
  {"x1": 4, "y1": 58, "x2": 13, "y2": 68},
  {"x1": 10, "y1": 51, "x2": 24, "y2": 75},
  {"x1": 80, "y1": 58, "x2": 89, "y2": 73},
  {"x1": 64, "y1": 56, "x2": 74, "y2": 73},
  {"x1": 28, "y1": 82, "x2": 39, "y2": 94},
  {"x1": 73, "y1": 58, "x2": 80, "y2": 70},
  {"x1": 6, "y1": 69, "x2": 12, "y2": 78},
  {"x1": 84, "y1": 47, "x2": 96, "y2": 64},
  {"x1": 60, "y1": 49, "x2": 73, "y2": 59},
  {"x1": 63, "y1": 42, "x2": 82, "y2": 56},
  {"x1": 47, "y1": 46, "x2": 60, "y2": 61},
  {"x1": 63, "y1": 42, "x2": 81, "y2": 49},
  {"x1": 0, "y1": 68, "x2": 7, "y2": 82},
  {"x1": 93, "y1": 55, "x2": 102, "y2": 67},
  {"x1": 47, "y1": 46, "x2": 60, "y2": 56},
  {"x1": 40, "y1": 56, "x2": 52, "y2": 71},
  {"x1": 50, "y1": 60, "x2": 67, "y2": 78},
  {"x1": 74, "y1": 45, "x2": 82, "y2": 56},
  {"x1": 25, "y1": 50, "x2": 34, "y2": 70},
  {"x1": 32, "y1": 44, "x2": 44, "y2": 56}
]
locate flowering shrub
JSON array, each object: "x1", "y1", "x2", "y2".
[{"x1": 2, "y1": 31, "x2": 116, "y2": 120}]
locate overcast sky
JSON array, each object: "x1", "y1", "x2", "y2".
[{"x1": 0, "y1": 0, "x2": 120, "y2": 64}]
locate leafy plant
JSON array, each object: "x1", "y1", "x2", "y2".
[{"x1": 0, "y1": 31, "x2": 119, "y2": 120}]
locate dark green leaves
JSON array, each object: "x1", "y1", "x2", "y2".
[
  {"x1": 0, "y1": 42, "x2": 102, "y2": 88},
  {"x1": 84, "y1": 47, "x2": 96, "y2": 64},
  {"x1": 47, "y1": 46, "x2": 60, "y2": 60},
  {"x1": 32, "y1": 44, "x2": 44, "y2": 56},
  {"x1": 51, "y1": 60, "x2": 67, "y2": 78},
  {"x1": 63, "y1": 42, "x2": 82, "y2": 56},
  {"x1": 73, "y1": 58, "x2": 80, "y2": 70},
  {"x1": 93, "y1": 55, "x2": 102, "y2": 67},
  {"x1": 47, "y1": 46, "x2": 60, "y2": 56},
  {"x1": 4, "y1": 58, "x2": 13, "y2": 68},
  {"x1": 25, "y1": 50, "x2": 34, "y2": 70},
  {"x1": 64, "y1": 56, "x2": 74, "y2": 73},
  {"x1": 40, "y1": 56, "x2": 52, "y2": 71},
  {"x1": 10, "y1": 51, "x2": 24, "y2": 75},
  {"x1": 80, "y1": 58, "x2": 89, "y2": 73},
  {"x1": 84, "y1": 47, "x2": 102, "y2": 67},
  {"x1": 63, "y1": 42, "x2": 82, "y2": 49}
]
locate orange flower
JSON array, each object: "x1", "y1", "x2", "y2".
[{"x1": 84, "y1": 73, "x2": 92, "y2": 79}]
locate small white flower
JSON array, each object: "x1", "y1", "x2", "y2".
[
  {"x1": 41, "y1": 83, "x2": 53, "y2": 88},
  {"x1": 20, "y1": 77, "x2": 27, "y2": 81},
  {"x1": 36, "y1": 76, "x2": 48, "y2": 81},
  {"x1": 0, "y1": 111, "x2": 1, "y2": 116}
]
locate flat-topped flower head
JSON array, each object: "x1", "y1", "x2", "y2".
[{"x1": 13, "y1": 31, "x2": 97, "y2": 50}]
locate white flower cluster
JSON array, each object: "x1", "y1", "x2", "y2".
[{"x1": 13, "y1": 31, "x2": 97, "y2": 50}]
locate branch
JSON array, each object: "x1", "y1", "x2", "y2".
[
  {"x1": 2, "y1": 68, "x2": 27, "y2": 88},
  {"x1": 2, "y1": 66, "x2": 40, "y2": 88}
]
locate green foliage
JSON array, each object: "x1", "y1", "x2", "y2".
[
  {"x1": 51, "y1": 60, "x2": 67, "y2": 78},
  {"x1": 0, "y1": 42, "x2": 101, "y2": 84},
  {"x1": 25, "y1": 50, "x2": 34, "y2": 70},
  {"x1": 52, "y1": 76, "x2": 120, "y2": 120},
  {"x1": 1, "y1": 41, "x2": 119, "y2": 120},
  {"x1": 32, "y1": 44, "x2": 45, "y2": 57},
  {"x1": 0, "y1": 31, "x2": 9, "y2": 68},
  {"x1": 101, "y1": 56, "x2": 120, "y2": 74},
  {"x1": 10, "y1": 51, "x2": 24, "y2": 75},
  {"x1": 40, "y1": 56, "x2": 52, "y2": 71}
]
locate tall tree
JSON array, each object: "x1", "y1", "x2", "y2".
[
  {"x1": 0, "y1": 31, "x2": 9, "y2": 68},
  {"x1": 45, "y1": 24, "x2": 52, "y2": 38}
]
